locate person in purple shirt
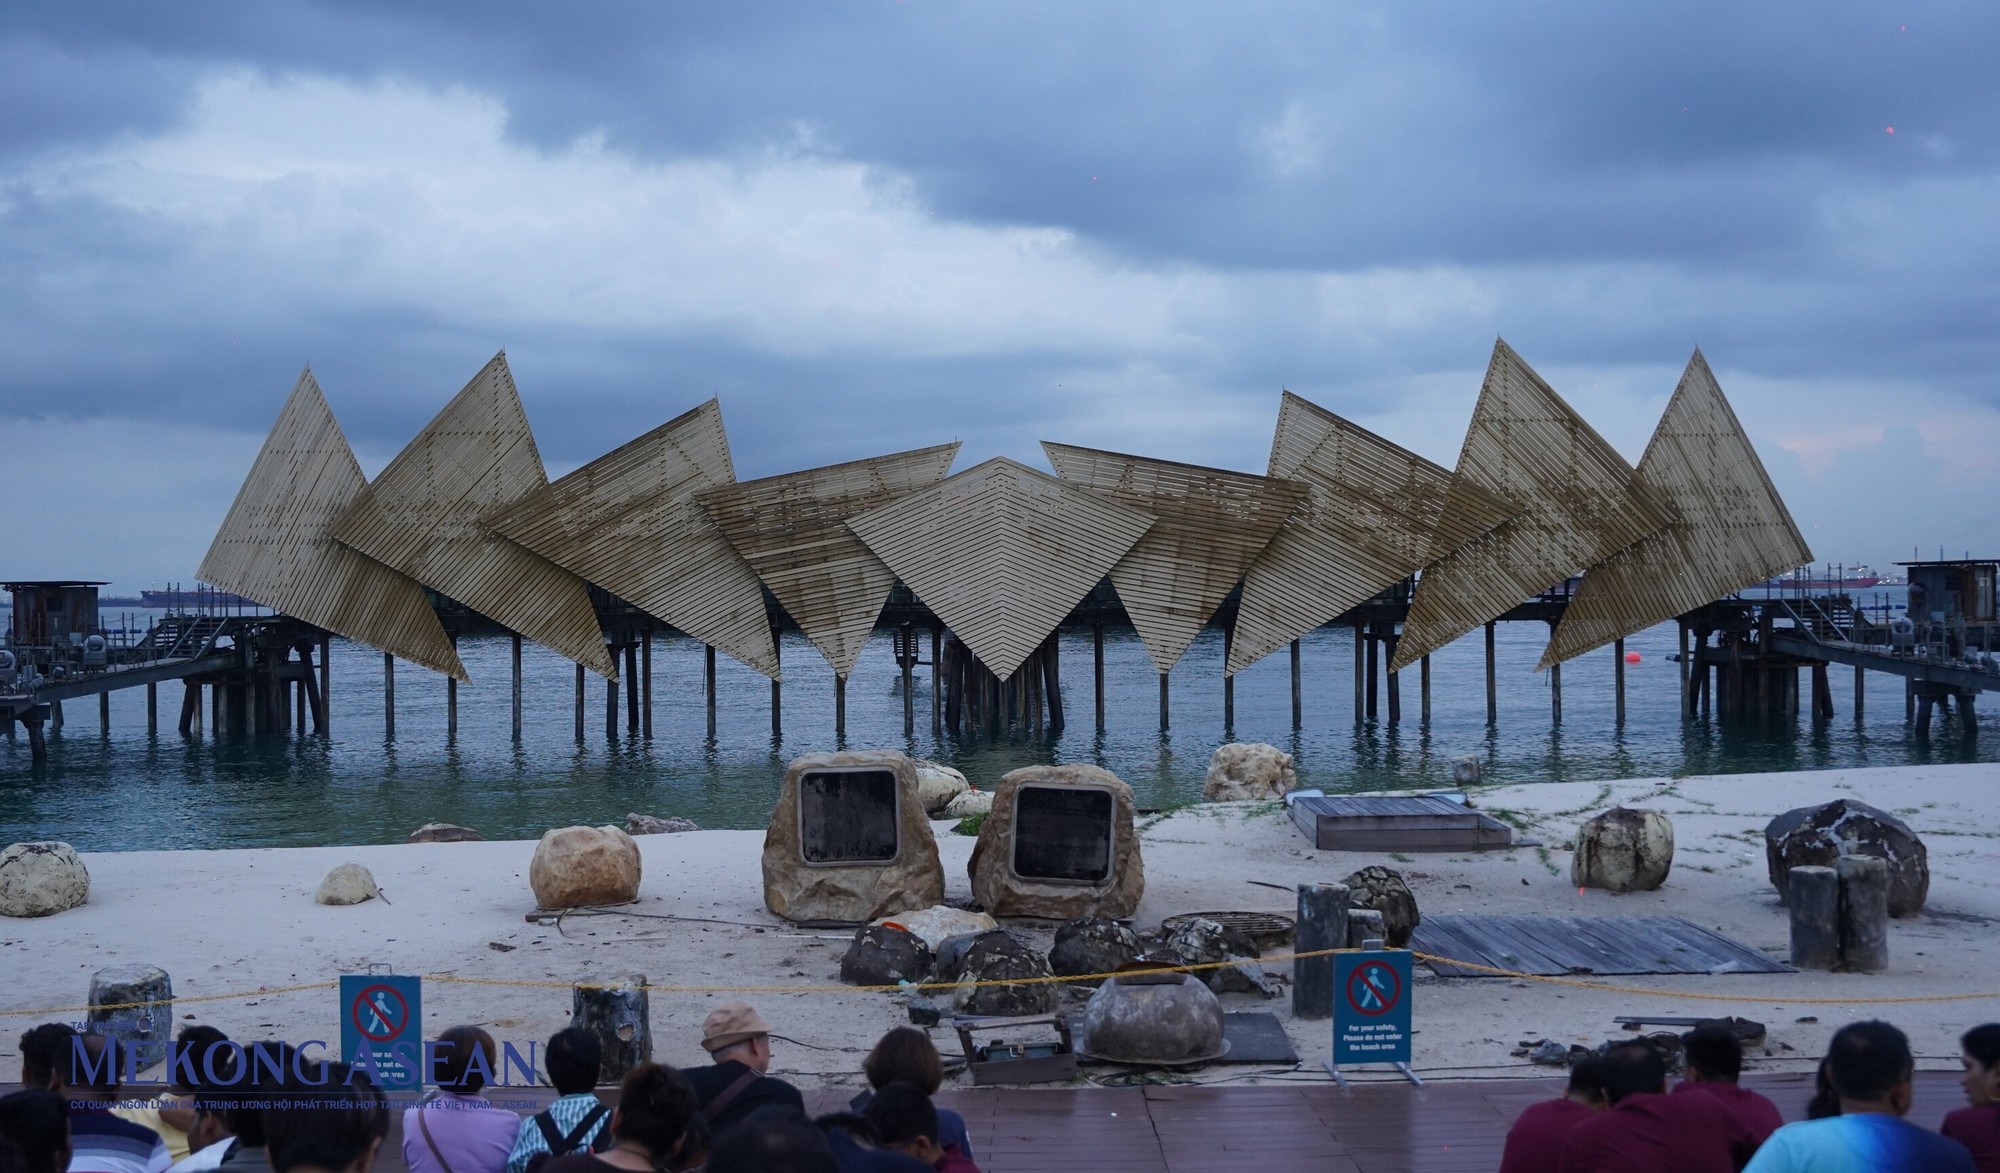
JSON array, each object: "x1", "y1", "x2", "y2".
[
  {"x1": 1558, "y1": 1040, "x2": 1756, "y2": 1172},
  {"x1": 1675, "y1": 1024, "x2": 1785, "y2": 1148},
  {"x1": 1944, "y1": 1023, "x2": 2000, "y2": 1173},
  {"x1": 402, "y1": 1029, "x2": 522, "y2": 1173},
  {"x1": 1499, "y1": 1053, "x2": 1605, "y2": 1173}
]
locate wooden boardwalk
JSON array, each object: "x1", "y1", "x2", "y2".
[{"x1": 1412, "y1": 913, "x2": 1795, "y2": 977}]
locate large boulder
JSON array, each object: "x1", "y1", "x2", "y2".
[
  {"x1": 875, "y1": 906, "x2": 998, "y2": 952},
  {"x1": 0, "y1": 841, "x2": 89, "y2": 917},
  {"x1": 1766, "y1": 799, "x2": 1929, "y2": 917},
  {"x1": 913, "y1": 760, "x2": 971, "y2": 816},
  {"x1": 530, "y1": 825, "x2": 643, "y2": 910},
  {"x1": 625, "y1": 813, "x2": 699, "y2": 835},
  {"x1": 409, "y1": 823, "x2": 483, "y2": 843},
  {"x1": 1077, "y1": 971, "x2": 1226, "y2": 1064},
  {"x1": 1049, "y1": 917, "x2": 1143, "y2": 984},
  {"x1": 1202, "y1": 743, "x2": 1296, "y2": 802},
  {"x1": 944, "y1": 790, "x2": 993, "y2": 820},
  {"x1": 762, "y1": 751, "x2": 944, "y2": 923},
  {"x1": 315, "y1": 862, "x2": 380, "y2": 906},
  {"x1": 1342, "y1": 866, "x2": 1420, "y2": 947},
  {"x1": 840, "y1": 924, "x2": 934, "y2": 987},
  {"x1": 1572, "y1": 808, "x2": 1674, "y2": 894},
  {"x1": 1157, "y1": 916, "x2": 1279, "y2": 998},
  {"x1": 968, "y1": 765, "x2": 1144, "y2": 920},
  {"x1": 935, "y1": 930, "x2": 1055, "y2": 1016}
]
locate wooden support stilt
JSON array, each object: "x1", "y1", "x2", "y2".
[
  {"x1": 705, "y1": 644, "x2": 718, "y2": 739},
  {"x1": 931, "y1": 627, "x2": 943, "y2": 732},
  {"x1": 771, "y1": 633, "x2": 782, "y2": 740},
  {"x1": 1158, "y1": 670, "x2": 1170, "y2": 733},
  {"x1": 1484, "y1": 621, "x2": 1498, "y2": 722},
  {"x1": 625, "y1": 643, "x2": 640, "y2": 733},
  {"x1": 1384, "y1": 633, "x2": 1401, "y2": 724},
  {"x1": 147, "y1": 683, "x2": 157, "y2": 734},
  {"x1": 303, "y1": 656, "x2": 326, "y2": 735},
  {"x1": 605, "y1": 652, "x2": 619, "y2": 741},
  {"x1": 574, "y1": 662, "x2": 585, "y2": 743},
  {"x1": 382, "y1": 653, "x2": 395, "y2": 740},
  {"x1": 1854, "y1": 663, "x2": 1865, "y2": 722},
  {"x1": 1290, "y1": 638, "x2": 1303, "y2": 728},
  {"x1": 295, "y1": 675, "x2": 305, "y2": 733},
  {"x1": 901, "y1": 623, "x2": 915, "y2": 734},
  {"x1": 179, "y1": 681, "x2": 199, "y2": 736},
  {"x1": 52, "y1": 699, "x2": 64, "y2": 733},
  {"x1": 99, "y1": 691, "x2": 110, "y2": 734},
  {"x1": 1550, "y1": 659, "x2": 1563, "y2": 725},
  {"x1": 1222, "y1": 626, "x2": 1235, "y2": 730},
  {"x1": 1043, "y1": 634, "x2": 1064, "y2": 732},
  {"x1": 511, "y1": 635, "x2": 523, "y2": 741},
  {"x1": 319, "y1": 636, "x2": 332, "y2": 735},
  {"x1": 1364, "y1": 626, "x2": 1379, "y2": 720},
  {"x1": 1419, "y1": 654, "x2": 1432, "y2": 723},
  {"x1": 1093, "y1": 623, "x2": 1106, "y2": 730},
  {"x1": 1916, "y1": 694, "x2": 1934, "y2": 737},
  {"x1": 1609, "y1": 638, "x2": 1625, "y2": 723},
  {"x1": 835, "y1": 674, "x2": 847, "y2": 739},
  {"x1": 1352, "y1": 624, "x2": 1365, "y2": 723},
  {"x1": 447, "y1": 636, "x2": 459, "y2": 742},
  {"x1": 1906, "y1": 679, "x2": 1916, "y2": 726},
  {"x1": 26, "y1": 717, "x2": 46, "y2": 762},
  {"x1": 642, "y1": 629, "x2": 654, "y2": 739}
]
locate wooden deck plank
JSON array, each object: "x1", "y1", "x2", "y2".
[{"x1": 1414, "y1": 914, "x2": 1792, "y2": 977}]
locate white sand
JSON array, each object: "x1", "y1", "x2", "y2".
[{"x1": 4, "y1": 761, "x2": 1996, "y2": 1089}]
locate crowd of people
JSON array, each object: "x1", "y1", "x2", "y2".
[
  {"x1": 0, "y1": 1002, "x2": 977, "y2": 1173},
  {"x1": 1501, "y1": 1019, "x2": 2000, "y2": 1172}
]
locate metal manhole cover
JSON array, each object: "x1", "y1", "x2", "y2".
[{"x1": 1160, "y1": 911, "x2": 1295, "y2": 946}]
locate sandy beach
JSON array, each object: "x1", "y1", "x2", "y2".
[{"x1": 4, "y1": 760, "x2": 1996, "y2": 1091}]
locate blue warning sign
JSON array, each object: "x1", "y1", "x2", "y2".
[
  {"x1": 1332, "y1": 949, "x2": 1412, "y2": 1065},
  {"x1": 339, "y1": 975, "x2": 423, "y2": 1090}
]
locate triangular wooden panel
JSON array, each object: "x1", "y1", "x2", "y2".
[
  {"x1": 1391, "y1": 340, "x2": 1673, "y2": 672},
  {"x1": 697, "y1": 443, "x2": 961, "y2": 679},
  {"x1": 1225, "y1": 393, "x2": 1512, "y2": 675},
  {"x1": 846, "y1": 457, "x2": 1155, "y2": 678},
  {"x1": 485, "y1": 398, "x2": 779, "y2": 679},
  {"x1": 330, "y1": 353, "x2": 615, "y2": 679},
  {"x1": 1042, "y1": 442, "x2": 1307, "y2": 674},
  {"x1": 1541, "y1": 350, "x2": 1811, "y2": 667},
  {"x1": 198, "y1": 369, "x2": 467, "y2": 680}
]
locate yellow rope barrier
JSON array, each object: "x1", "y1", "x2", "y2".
[{"x1": 7, "y1": 948, "x2": 1997, "y2": 1020}]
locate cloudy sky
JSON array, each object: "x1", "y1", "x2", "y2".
[{"x1": 4, "y1": 3, "x2": 1995, "y2": 591}]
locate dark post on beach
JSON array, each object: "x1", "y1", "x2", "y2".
[{"x1": 1293, "y1": 881, "x2": 1349, "y2": 1020}]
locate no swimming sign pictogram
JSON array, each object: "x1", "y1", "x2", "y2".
[
  {"x1": 1330, "y1": 948, "x2": 1416, "y2": 1085},
  {"x1": 339, "y1": 974, "x2": 422, "y2": 1090}
]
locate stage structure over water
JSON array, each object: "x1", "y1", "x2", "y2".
[{"x1": 179, "y1": 339, "x2": 1811, "y2": 743}]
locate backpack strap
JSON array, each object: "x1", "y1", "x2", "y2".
[{"x1": 701, "y1": 1069, "x2": 760, "y2": 1123}]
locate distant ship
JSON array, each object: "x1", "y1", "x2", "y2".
[
  {"x1": 139, "y1": 588, "x2": 261, "y2": 609},
  {"x1": 1755, "y1": 565, "x2": 1884, "y2": 591}
]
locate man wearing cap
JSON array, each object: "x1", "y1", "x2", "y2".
[{"x1": 683, "y1": 1001, "x2": 805, "y2": 1136}]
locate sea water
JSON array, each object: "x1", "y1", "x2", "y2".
[{"x1": 1, "y1": 600, "x2": 1991, "y2": 850}]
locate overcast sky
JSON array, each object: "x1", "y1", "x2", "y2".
[{"x1": 4, "y1": 3, "x2": 1996, "y2": 592}]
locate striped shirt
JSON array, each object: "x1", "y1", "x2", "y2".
[
  {"x1": 505, "y1": 1094, "x2": 609, "y2": 1173},
  {"x1": 70, "y1": 1106, "x2": 173, "y2": 1173}
]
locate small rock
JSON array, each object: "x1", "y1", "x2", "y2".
[
  {"x1": 1342, "y1": 866, "x2": 1421, "y2": 948},
  {"x1": 1049, "y1": 917, "x2": 1143, "y2": 984},
  {"x1": 0, "y1": 841, "x2": 90, "y2": 918},
  {"x1": 905, "y1": 995, "x2": 943, "y2": 1027},
  {"x1": 408, "y1": 823, "x2": 483, "y2": 843},
  {"x1": 935, "y1": 930, "x2": 1055, "y2": 1016},
  {"x1": 1527, "y1": 1040, "x2": 1570, "y2": 1066},
  {"x1": 1156, "y1": 917, "x2": 1279, "y2": 998},
  {"x1": 841, "y1": 924, "x2": 933, "y2": 987},
  {"x1": 913, "y1": 760, "x2": 972, "y2": 816},
  {"x1": 487, "y1": 941, "x2": 516, "y2": 952},
  {"x1": 875, "y1": 906, "x2": 998, "y2": 952},
  {"x1": 1201, "y1": 743, "x2": 1296, "y2": 802},
  {"x1": 624, "y1": 813, "x2": 699, "y2": 835},
  {"x1": 1451, "y1": 756, "x2": 1482, "y2": 786},
  {"x1": 315, "y1": 862, "x2": 380, "y2": 906},
  {"x1": 943, "y1": 790, "x2": 993, "y2": 819},
  {"x1": 1573, "y1": 808, "x2": 1674, "y2": 893}
]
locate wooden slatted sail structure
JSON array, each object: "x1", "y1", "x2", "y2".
[
  {"x1": 1226, "y1": 392, "x2": 1511, "y2": 675},
  {"x1": 1042, "y1": 442, "x2": 1307, "y2": 674},
  {"x1": 1391, "y1": 340, "x2": 1673, "y2": 672},
  {"x1": 331, "y1": 352, "x2": 616, "y2": 679},
  {"x1": 846, "y1": 457, "x2": 1155, "y2": 678},
  {"x1": 696, "y1": 443, "x2": 961, "y2": 679},
  {"x1": 486, "y1": 398, "x2": 778, "y2": 679},
  {"x1": 198, "y1": 369, "x2": 467, "y2": 680},
  {"x1": 1540, "y1": 350, "x2": 1811, "y2": 667}
]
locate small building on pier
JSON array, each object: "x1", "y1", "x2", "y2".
[
  {"x1": 1901, "y1": 559, "x2": 1998, "y2": 625},
  {"x1": 5, "y1": 581, "x2": 106, "y2": 647}
]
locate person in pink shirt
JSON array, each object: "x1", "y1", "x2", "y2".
[
  {"x1": 1944, "y1": 1024, "x2": 2000, "y2": 1173},
  {"x1": 1559, "y1": 1040, "x2": 1757, "y2": 1172},
  {"x1": 1500, "y1": 1054, "x2": 1606, "y2": 1173},
  {"x1": 1675, "y1": 1024, "x2": 1785, "y2": 1148},
  {"x1": 403, "y1": 1028, "x2": 522, "y2": 1173}
]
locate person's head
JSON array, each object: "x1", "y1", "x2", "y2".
[
  {"x1": 173, "y1": 1027, "x2": 231, "y2": 1095},
  {"x1": 1960, "y1": 1024, "x2": 2000, "y2": 1107},
  {"x1": 261, "y1": 1064, "x2": 387, "y2": 1173},
  {"x1": 431, "y1": 1026, "x2": 497, "y2": 1096},
  {"x1": 1682, "y1": 1024, "x2": 1744, "y2": 1084},
  {"x1": 706, "y1": 1107, "x2": 837, "y2": 1173},
  {"x1": 68, "y1": 1034, "x2": 119, "y2": 1099},
  {"x1": 861, "y1": 1082, "x2": 944, "y2": 1164},
  {"x1": 863, "y1": 1028, "x2": 945, "y2": 1096},
  {"x1": 1598, "y1": 1041, "x2": 1668, "y2": 1106},
  {"x1": 666, "y1": 1112, "x2": 709, "y2": 1173},
  {"x1": 225, "y1": 1042, "x2": 298, "y2": 1149},
  {"x1": 1826, "y1": 1021, "x2": 1915, "y2": 1116},
  {"x1": 0, "y1": 1090, "x2": 71, "y2": 1173},
  {"x1": 1564, "y1": 1053, "x2": 1607, "y2": 1109},
  {"x1": 1807, "y1": 1056, "x2": 1841, "y2": 1119},
  {"x1": 607, "y1": 1064, "x2": 698, "y2": 1165},
  {"x1": 17, "y1": 1025, "x2": 77, "y2": 1092},
  {"x1": 544, "y1": 1028, "x2": 602, "y2": 1096},
  {"x1": 700, "y1": 1002, "x2": 774, "y2": 1073},
  {"x1": 183, "y1": 1083, "x2": 236, "y2": 1154}
]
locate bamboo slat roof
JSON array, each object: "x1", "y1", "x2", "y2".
[
  {"x1": 1540, "y1": 350, "x2": 1811, "y2": 667},
  {"x1": 1391, "y1": 340, "x2": 1672, "y2": 672},
  {"x1": 846, "y1": 457, "x2": 1155, "y2": 678},
  {"x1": 485, "y1": 398, "x2": 779, "y2": 679},
  {"x1": 330, "y1": 353, "x2": 616, "y2": 679},
  {"x1": 1226, "y1": 393, "x2": 1511, "y2": 675},
  {"x1": 198, "y1": 370, "x2": 467, "y2": 680},
  {"x1": 1042, "y1": 442, "x2": 1307, "y2": 674},
  {"x1": 697, "y1": 443, "x2": 961, "y2": 679}
]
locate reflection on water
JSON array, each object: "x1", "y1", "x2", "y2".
[{"x1": 1, "y1": 614, "x2": 1991, "y2": 851}]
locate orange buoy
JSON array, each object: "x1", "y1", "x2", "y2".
[{"x1": 1624, "y1": 651, "x2": 1642, "y2": 664}]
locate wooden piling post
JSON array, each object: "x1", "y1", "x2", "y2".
[
  {"x1": 625, "y1": 643, "x2": 640, "y2": 734},
  {"x1": 1854, "y1": 663, "x2": 1864, "y2": 722},
  {"x1": 146, "y1": 683, "x2": 157, "y2": 734},
  {"x1": 1043, "y1": 634, "x2": 1065, "y2": 732},
  {"x1": 52, "y1": 698, "x2": 64, "y2": 733},
  {"x1": 642, "y1": 628, "x2": 654, "y2": 739},
  {"x1": 1222, "y1": 627, "x2": 1235, "y2": 730},
  {"x1": 1352, "y1": 623, "x2": 1365, "y2": 723},
  {"x1": 931, "y1": 626, "x2": 943, "y2": 733},
  {"x1": 303, "y1": 656, "x2": 326, "y2": 735},
  {"x1": 1093, "y1": 622, "x2": 1106, "y2": 731},
  {"x1": 901, "y1": 623, "x2": 915, "y2": 733},
  {"x1": 574, "y1": 663, "x2": 585, "y2": 743},
  {"x1": 1293, "y1": 882, "x2": 1349, "y2": 1020},
  {"x1": 446, "y1": 636, "x2": 459, "y2": 742},
  {"x1": 1290, "y1": 638, "x2": 1303, "y2": 728},
  {"x1": 1836, "y1": 856, "x2": 1890, "y2": 972},
  {"x1": 704, "y1": 644, "x2": 717, "y2": 739},
  {"x1": 1786, "y1": 865, "x2": 1841, "y2": 970},
  {"x1": 99, "y1": 691, "x2": 110, "y2": 734},
  {"x1": 26, "y1": 717, "x2": 46, "y2": 762},
  {"x1": 605, "y1": 654, "x2": 619, "y2": 741},
  {"x1": 1419, "y1": 653, "x2": 1432, "y2": 723},
  {"x1": 511, "y1": 635, "x2": 523, "y2": 741},
  {"x1": 294, "y1": 676, "x2": 305, "y2": 733},
  {"x1": 1677, "y1": 623, "x2": 1691, "y2": 719},
  {"x1": 1484, "y1": 621, "x2": 1498, "y2": 723},
  {"x1": 318, "y1": 635, "x2": 332, "y2": 734},
  {"x1": 179, "y1": 681, "x2": 198, "y2": 735},
  {"x1": 771, "y1": 634, "x2": 782, "y2": 740},
  {"x1": 1364, "y1": 626, "x2": 1379, "y2": 720},
  {"x1": 382, "y1": 653, "x2": 395, "y2": 740},
  {"x1": 1158, "y1": 671, "x2": 1170, "y2": 733},
  {"x1": 1613, "y1": 638, "x2": 1626, "y2": 724},
  {"x1": 1384, "y1": 633, "x2": 1401, "y2": 724},
  {"x1": 1550, "y1": 658, "x2": 1563, "y2": 724}
]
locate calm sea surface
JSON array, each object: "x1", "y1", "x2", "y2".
[{"x1": 2, "y1": 591, "x2": 1990, "y2": 851}]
